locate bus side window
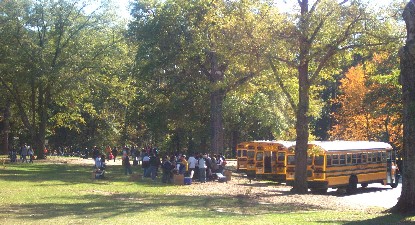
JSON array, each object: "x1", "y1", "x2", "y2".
[
  {"x1": 367, "y1": 152, "x2": 372, "y2": 163},
  {"x1": 357, "y1": 153, "x2": 362, "y2": 163},
  {"x1": 352, "y1": 154, "x2": 358, "y2": 164},
  {"x1": 376, "y1": 152, "x2": 381, "y2": 162},
  {"x1": 347, "y1": 154, "x2": 352, "y2": 165},
  {"x1": 340, "y1": 154, "x2": 346, "y2": 165},
  {"x1": 332, "y1": 154, "x2": 339, "y2": 165},
  {"x1": 326, "y1": 155, "x2": 332, "y2": 166},
  {"x1": 382, "y1": 152, "x2": 387, "y2": 162},
  {"x1": 361, "y1": 153, "x2": 367, "y2": 163},
  {"x1": 371, "y1": 152, "x2": 376, "y2": 162}
]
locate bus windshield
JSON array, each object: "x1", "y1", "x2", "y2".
[
  {"x1": 315, "y1": 155, "x2": 324, "y2": 166},
  {"x1": 256, "y1": 152, "x2": 263, "y2": 161}
]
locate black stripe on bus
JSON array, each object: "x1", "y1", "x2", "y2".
[{"x1": 325, "y1": 169, "x2": 386, "y2": 178}]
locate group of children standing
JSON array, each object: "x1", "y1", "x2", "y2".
[
  {"x1": 93, "y1": 146, "x2": 227, "y2": 184},
  {"x1": 160, "y1": 153, "x2": 227, "y2": 183}
]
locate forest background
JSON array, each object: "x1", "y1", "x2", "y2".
[{"x1": 0, "y1": 0, "x2": 406, "y2": 159}]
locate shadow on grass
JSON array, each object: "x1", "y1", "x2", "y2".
[
  {"x1": 2, "y1": 192, "x2": 328, "y2": 221},
  {"x1": 342, "y1": 213, "x2": 413, "y2": 225},
  {"x1": 0, "y1": 161, "x2": 142, "y2": 184}
]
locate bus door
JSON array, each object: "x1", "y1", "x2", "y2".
[
  {"x1": 246, "y1": 144, "x2": 257, "y2": 178},
  {"x1": 276, "y1": 151, "x2": 286, "y2": 175},
  {"x1": 255, "y1": 146, "x2": 264, "y2": 175},
  {"x1": 263, "y1": 150, "x2": 274, "y2": 174},
  {"x1": 286, "y1": 153, "x2": 296, "y2": 184},
  {"x1": 311, "y1": 155, "x2": 325, "y2": 180}
]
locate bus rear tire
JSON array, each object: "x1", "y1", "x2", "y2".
[
  {"x1": 346, "y1": 175, "x2": 358, "y2": 194},
  {"x1": 361, "y1": 183, "x2": 368, "y2": 188}
]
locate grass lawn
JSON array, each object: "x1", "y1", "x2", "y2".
[{"x1": 0, "y1": 156, "x2": 413, "y2": 224}]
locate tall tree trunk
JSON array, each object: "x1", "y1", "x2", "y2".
[
  {"x1": 391, "y1": 0, "x2": 415, "y2": 213},
  {"x1": 293, "y1": 64, "x2": 310, "y2": 194},
  {"x1": 34, "y1": 84, "x2": 48, "y2": 159},
  {"x1": 210, "y1": 89, "x2": 225, "y2": 154},
  {"x1": 1, "y1": 101, "x2": 11, "y2": 154},
  {"x1": 200, "y1": 50, "x2": 227, "y2": 155},
  {"x1": 292, "y1": 0, "x2": 310, "y2": 194}
]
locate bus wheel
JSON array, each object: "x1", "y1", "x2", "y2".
[
  {"x1": 346, "y1": 175, "x2": 358, "y2": 194},
  {"x1": 361, "y1": 183, "x2": 368, "y2": 188},
  {"x1": 310, "y1": 188, "x2": 328, "y2": 194}
]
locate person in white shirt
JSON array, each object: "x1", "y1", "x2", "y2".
[
  {"x1": 95, "y1": 156, "x2": 102, "y2": 169},
  {"x1": 142, "y1": 154, "x2": 150, "y2": 177},
  {"x1": 187, "y1": 153, "x2": 197, "y2": 179},
  {"x1": 198, "y1": 153, "x2": 207, "y2": 183}
]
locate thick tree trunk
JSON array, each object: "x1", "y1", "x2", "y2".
[
  {"x1": 293, "y1": 64, "x2": 310, "y2": 194},
  {"x1": 292, "y1": 0, "x2": 310, "y2": 194},
  {"x1": 36, "y1": 85, "x2": 49, "y2": 159},
  {"x1": 1, "y1": 101, "x2": 11, "y2": 154},
  {"x1": 210, "y1": 89, "x2": 225, "y2": 154},
  {"x1": 392, "y1": 0, "x2": 415, "y2": 213}
]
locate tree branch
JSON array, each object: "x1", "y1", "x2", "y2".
[{"x1": 268, "y1": 56, "x2": 297, "y2": 111}]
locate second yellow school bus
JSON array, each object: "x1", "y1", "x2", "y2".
[
  {"x1": 254, "y1": 141, "x2": 294, "y2": 181},
  {"x1": 286, "y1": 141, "x2": 400, "y2": 194}
]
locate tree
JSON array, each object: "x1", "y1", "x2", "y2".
[
  {"x1": 391, "y1": 0, "x2": 415, "y2": 214},
  {"x1": 128, "y1": 0, "x2": 277, "y2": 153},
  {"x1": 269, "y1": 0, "x2": 385, "y2": 193},
  {"x1": 0, "y1": 0, "x2": 130, "y2": 157},
  {"x1": 330, "y1": 53, "x2": 402, "y2": 147}
]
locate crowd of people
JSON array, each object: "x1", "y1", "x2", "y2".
[
  {"x1": 8, "y1": 144, "x2": 34, "y2": 163},
  {"x1": 157, "y1": 152, "x2": 227, "y2": 183},
  {"x1": 102, "y1": 146, "x2": 228, "y2": 184},
  {"x1": 8, "y1": 143, "x2": 229, "y2": 184}
]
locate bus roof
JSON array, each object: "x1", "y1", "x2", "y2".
[{"x1": 309, "y1": 141, "x2": 392, "y2": 152}]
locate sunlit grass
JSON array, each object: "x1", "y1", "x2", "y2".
[{"x1": 0, "y1": 156, "x2": 414, "y2": 224}]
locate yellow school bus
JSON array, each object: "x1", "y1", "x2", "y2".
[
  {"x1": 254, "y1": 141, "x2": 294, "y2": 181},
  {"x1": 286, "y1": 141, "x2": 400, "y2": 194},
  {"x1": 236, "y1": 142, "x2": 249, "y2": 172}
]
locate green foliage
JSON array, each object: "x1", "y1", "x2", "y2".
[
  {"x1": 0, "y1": 0, "x2": 406, "y2": 158},
  {"x1": 0, "y1": 0, "x2": 136, "y2": 150}
]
